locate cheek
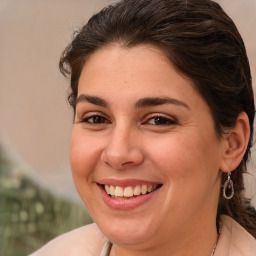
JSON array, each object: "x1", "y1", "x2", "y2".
[
  {"x1": 148, "y1": 132, "x2": 219, "y2": 181},
  {"x1": 149, "y1": 135, "x2": 197, "y2": 168},
  {"x1": 148, "y1": 134, "x2": 221, "y2": 218},
  {"x1": 69, "y1": 132, "x2": 103, "y2": 209},
  {"x1": 70, "y1": 131, "x2": 100, "y2": 180}
]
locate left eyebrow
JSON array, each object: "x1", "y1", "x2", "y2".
[{"x1": 134, "y1": 97, "x2": 190, "y2": 109}]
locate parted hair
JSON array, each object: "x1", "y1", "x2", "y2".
[{"x1": 59, "y1": 0, "x2": 256, "y2": 237}]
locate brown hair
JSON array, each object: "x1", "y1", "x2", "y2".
[{"x1": 59, "y1": 0, "x2": 256, "y2": 236}]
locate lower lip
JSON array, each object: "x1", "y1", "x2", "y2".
[{"x1": 99, "y1": 185, "x2": 160, "y2": 210}]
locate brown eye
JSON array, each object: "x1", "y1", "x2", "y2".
[
  {"x1": 82, "y1": 115, "x2": 109, "y2": 124},
  {"x1": 147, "y1": 116, "x2": 176, "y2": 125}
]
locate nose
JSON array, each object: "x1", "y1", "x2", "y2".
[{"x1": 101, "y1": 126, "x2": 144, "y2": 170}]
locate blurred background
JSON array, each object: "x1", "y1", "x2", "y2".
[{"x1": 0, "y1": 0, "x2": 256, "y2": 255}]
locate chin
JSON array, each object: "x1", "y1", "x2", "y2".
[{"x1": 96, "y1": 217, "x2": 157, "y2": 247}]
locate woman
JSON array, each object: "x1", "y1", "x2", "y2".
[{"x1": 31, "y1": 0, "x2": 256, "y2": 255}]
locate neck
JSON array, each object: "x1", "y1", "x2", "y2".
[{"x1": 110, "y1": 215, "x2": 218, "y2": 256}]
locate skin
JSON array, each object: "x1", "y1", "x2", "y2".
[{"x1": 70, "y1": 44, "x2": 249, "y2": 256}]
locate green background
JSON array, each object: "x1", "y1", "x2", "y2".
[{"x1": 0, "y1": 148, "x2": 92, "y2": 256}]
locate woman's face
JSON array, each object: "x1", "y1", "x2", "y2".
[{"x1": 70, "y1": 45, "x2": 224, "y2": 248}]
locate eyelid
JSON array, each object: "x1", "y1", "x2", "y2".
[
  {"x1": 142, "y1": 113, "x2": 178, "y2": 125},
  {"x1": 83, "y1": 115, "x2": 109, "y2": 124},
  {"x1": 76, "y1": 111, "x2": 110, "y2": 124}
]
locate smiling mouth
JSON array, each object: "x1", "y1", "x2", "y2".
[{"x1": 102, "y1": 184, "x2": 162, "y2": 199}]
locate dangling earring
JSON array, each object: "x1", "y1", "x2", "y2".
[{"x1": 223, "y1": 172, "x2": 234, "y2": 199}]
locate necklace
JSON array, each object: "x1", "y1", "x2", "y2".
[
  {"x1": 210, "y1": 243, "x2": 217, "y2": 256},
  {"x1": 210, "y1": 221, "x2": 222, "y2": 256}
]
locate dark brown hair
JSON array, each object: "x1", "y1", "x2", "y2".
[{"x1": 59, "y1": 0, "x2": 256, "y2": 236}]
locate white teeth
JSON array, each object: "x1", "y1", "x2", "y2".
[
  {"x1": 104, "y1": 184, "x2": 159, "y2": 198},
  {"x1": 105, "y1": 185, "x2": 110, "y2": 194},
  {"x1": 141, "y1": 185, "x2": 147, "y2": 195},
  {"x1": 147, "y1": 185, "x2": 153, "y2": 193},
  {"x1": 124, "y1": 186, "x2": 133, "y2": 197},
  {"x1": 134, "y1": 185, "x2": 141, "y2": 195},
  {"x1": 115, "y1": 186, "x2": 124, "y2": 197},
  {"x1": 110, "y1": 185, "x2": 115, "y2": 196}
]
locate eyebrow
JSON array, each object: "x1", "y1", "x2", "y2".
[
  {"x1": 76, "y1": 94, "x2": 108, "y2": 107},
  {"x1": 76, "y1": 94, "x2": 189, "y2": 109},
  {"x1": 134, "y1": 97, "x2": 190, "y2": 109}
]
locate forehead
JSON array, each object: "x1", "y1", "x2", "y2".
[{"x1": 78, "y1": 44, "x2": 196, "y2": 97}]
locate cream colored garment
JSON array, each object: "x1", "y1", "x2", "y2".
[
  {"x1": 214, "y1": 215, "x2": 256, "y2": 256},
  {"x1": 30, "y1": 215, "x2": 256, "y2": 256}
]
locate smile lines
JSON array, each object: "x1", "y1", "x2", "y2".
[{"x1": 104, "y1": 184, "x2": 161, "y2": 199}]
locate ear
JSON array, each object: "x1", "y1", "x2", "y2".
[{"x1": 219, "y1": 112, "x2": 250, "y2": 173}]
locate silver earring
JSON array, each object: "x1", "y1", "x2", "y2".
[{"x1": 223, "y1": 172, "x2": 234, "y2": 199}]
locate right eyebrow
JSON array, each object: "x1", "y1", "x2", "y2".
[{"x1": 76, "y1": 94, "x2": 108, "y2": 107}]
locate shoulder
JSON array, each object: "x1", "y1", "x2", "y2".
[
  {"x1": 215, "y1": 215, "x2": 256, "y2": 256},
  {"x1": 29, "y1": 223, "x2": 106, "y2": 256}
]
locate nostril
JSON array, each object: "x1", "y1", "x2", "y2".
[{"x1": 121, "y1": 161, "x2": 134, "y2": 166}]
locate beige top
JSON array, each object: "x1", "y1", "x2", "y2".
[
  {"x1": 29, "y1": 215, "x2": 256, "y2": 256},
  {"x1": 214, "y1": 215, "x2": 256, "y2": 256}
]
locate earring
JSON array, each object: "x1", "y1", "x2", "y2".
[{"x1": 223, "y1": 172, "x2": 234, "y2": 199}]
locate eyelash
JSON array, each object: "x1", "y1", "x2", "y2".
[
  {"x1": 80, "y1": 115, "x2": 110, "y2": 124},
  {"x1": 143, "y1": 115, "x2": 177, "y2": 126},
  {"x1": 79, "y1": 113, "x2": 177, "y2": 126}
]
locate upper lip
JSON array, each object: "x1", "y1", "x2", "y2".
[{"x1": 97, "y1": 178, "x2": 162, "y2": 187}]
